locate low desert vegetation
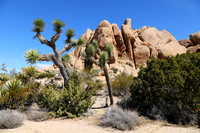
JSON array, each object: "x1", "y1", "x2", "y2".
[
  {"x1": 121, "y1": 53, "x2": 200, "y2": 125},
  {"x1": 99, "y1": 106, "x2": 140, "y2": 131},
  {"x1": 27, "y1": 110, "x2": 49, "y2": 122},
  {"x1": 0, "y1": 110, "x2": 25, "y2": 129},
  {"x1": 111, "y1": 72, "x2": 133, "y2": 97},
  {"x1": 37, "y1": 71, "x2": 95, "y2": 118}
]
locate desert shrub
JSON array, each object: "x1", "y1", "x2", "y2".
[
  {"x1": 128, "y1": 53, "x2": 200, "y2": 125},
  {"x1": 99, "y1": 106, "x2": 140, "y2": 131},
  {"x1": 0, "y1": 79, "x2": 40, "y2": 110},
  {"x1": 0, "y1": 110, "x2": 25, "y2": 129},
  {"x1": 37, "y1": 71, "x2": 95, "y2": 118},
  {"x1": 111, "y1": 72, "x2": 133, "y2": 96},
  {"x1": 81, "y1": 69, "x2": 104, "y2": 92},
  {"x1": 27, "y1": 110, "x2": 49, "y2": 122},
  {"x1": 36, "y1": 70, "x2": 56, "y2": 79}
]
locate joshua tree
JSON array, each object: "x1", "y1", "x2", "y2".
[
  {"x1": 25, "y1": 18, "x2": 84, "y2": 87},
  {"x1": 83, "y1": 40, "x2": 114, "y2": 105}
]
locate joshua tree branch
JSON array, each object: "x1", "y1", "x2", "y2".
[
  {"x1": 38, "y1": 53, "x2": 55, "y2": 62},
  {"x1": 60, "y1": 44, "x2": 73, "y2": 54},
  {"x1": 35, "y1": 33, "x2": 55, "y2": 48},
  {"x1": 51, "y1": 33, "x2": 60, "y2": 44},
  {"x1": 89, "y1": 57, "x2": 100, "y2": 66}
]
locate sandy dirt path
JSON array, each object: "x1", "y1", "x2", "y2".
[{"x1": 0, "y1": 91, "x2": 199, "y2": 133}]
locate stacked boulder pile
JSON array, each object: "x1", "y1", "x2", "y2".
[{"x1": 69, "y1": 18, "x2": 198, "y2": 76}]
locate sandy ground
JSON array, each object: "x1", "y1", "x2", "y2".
[{"x1": 1, "y1": 90, "x2": 199, "y2": 133}]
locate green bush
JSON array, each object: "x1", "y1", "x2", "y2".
[
  {"x1": 111, "y1": 72, "x2": 133, "y2": 96},
  {"x1": 37, "y1": 71, "x2": 95, "y2": 118},
  {"x1": 0, "y1": 79, "x2": 40, "y2": 110},
  {"x1": 128, "y1": 53, "x2": 200, "y2": 125},
  {"x1": 36, "y1": 70, "x2": 56, "y2": 79}
]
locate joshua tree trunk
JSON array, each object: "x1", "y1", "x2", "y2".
[{"x1": 103, "y1": 66, "x2": 114, "y2": 105}]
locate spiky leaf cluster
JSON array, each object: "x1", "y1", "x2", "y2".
[
  {"x1": 65, "y1": 28, "x2": 75, "y2": 43},
  {"x1": 24, "y1": 49, "x2": 40, "y2": 64},
  {"x1": 32, "y1": 18, "x2": 45, "y2": 32},
  {"x1": 62, "y1": 54, "x2": 70, "y2": 63},
  {"x1": 105, "y1": 44, "x2": 113, "y2": 58},
  {"x1": 86, "y1": 45, "x2": 96, "y2": 58},
  {"x1": 52, "y1": 19, "x2": 65, "y2": 33},
  {"x1": 99, "y1": 51, "x2": 108, "y2": 66}
]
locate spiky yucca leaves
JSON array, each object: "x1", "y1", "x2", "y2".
[
  {"x1": 65, "y1": 28, "x2": 76, "y2": 43},
  {"x1": 86, "y1": 45, "x2": 96, "y2": 58},
  {"x1": 99, "y1": 51, "x2": 108, "y2": 66},
  {"x1": 52, "y1": 19, "x2": 65, "y2": 33},
  {"x1": 62, "y1": 54, "x2": 70, "y2": 63},
  {"x1": 105, "y1": 44, "x2": 113, "y2": 58},
  {"x1": 32, "y1": 18, "x2": 45, "y2": 32},
  {"x1": 24, "y1": 49, "x2": 40, "y2": 64},
  {"x1": 24, "y1": 66, "x2": 38, "y2": 78}
]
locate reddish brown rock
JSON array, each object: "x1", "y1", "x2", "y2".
[
  {"x1": 179, "y1": 39, "x2": 193, "y2": 47},
  {"x1": 189, "y1": 31, "x2": 200, "y2": 45}
]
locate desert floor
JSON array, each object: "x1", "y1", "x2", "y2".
[{"x1": 1, "y1": 90, "x2": 199, "y2": 133}]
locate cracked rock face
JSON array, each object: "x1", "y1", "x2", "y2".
[{"x1": 69, "y1": 18, "x2": 190, "y2": 75}]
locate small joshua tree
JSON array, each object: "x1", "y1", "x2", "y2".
[
  {"x1": 83, "y1": 40, "x2": 114, "y2": 105},
  {"x1": 25, "y1": 18, "x2": 84, "y2": 87}
]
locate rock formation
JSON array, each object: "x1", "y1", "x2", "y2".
[
  {"x1": 179, "y1": 31, "x2": 200, "y2": 53},
  {"x1": 64, "y1": 18, "x2": 200, "y2": 76}
]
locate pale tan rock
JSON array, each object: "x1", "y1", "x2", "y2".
[
  {"x1": 133, "y1": 45, "x2": 150, "y2": 67},
  {"x1": 121, "y1": 23, "x2": 137, "y2": 60},
  {"x1": 157, "y1": 42, "x2": 187, "y2": 59},
  {"x1": 179, "y1": 39, "x2": 193, "y2": 47},
  {"x1": 112, "y1": 24, "x2": 126, "y2": 53},
  {"x1": 187, "y1": 44, "x2": 200, "y2": 53},
  {"x1": 123, "y1": 18, "x2": 132, "y2": 28}
]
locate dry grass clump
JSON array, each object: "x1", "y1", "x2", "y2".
[
  {"x1": 27, "y1": 110, "x2": 49, "y2": 122},
  {"x1": 0, "y1": 110, "x2": 25, "y2": 129},
  {"x1": 99, "y1": 106, "x2": 140, "y2": 131}
]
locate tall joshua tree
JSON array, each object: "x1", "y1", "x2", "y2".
[
  {"x1": 25, "y1": 18, "x2": 84, "y2": 87},
  {"x1": 83, "y1": 40, "x2": 114, "y2": 105}
]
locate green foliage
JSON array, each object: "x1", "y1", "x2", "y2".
[
  {"x1": 92, "y1": 39, "x2": 99, "y2": 49},
  {"x1": 0, "y1": 73, "x2": 9, "y2": 84},
  {"x1": 37, "y1": 71, "x2": 95, "y2": 118},
  {"x1": 129, "y1": 53, "x2": 200, "y2": 125},
  {"x1": 111, "y1": 72, "x2": 133, "y2": 96},
  {"x1": 105, "y1": 44, "x2": 113, "y2": 58},
  {"x1": 65, "y1": 28, "x2": 75, "y2": 43},
  {"x1": 86, "y1": 44, "x2": 96, "y2": 58},
  {"x1": 0, "y1": 79, "x2": 40, "y2": 110},
  {"x1": 99, "y1": 51, "x2": 108, "y2": 66},
  {"x1": 52, "y1": 19, "x2": 65, "y2": 33},
  {"x1": 24, "y1": 49, "x2": 40, "y2": 64},
  {"x1": 62, "y1": 54, "x2": 70, "y2": 63},
  {"x1": 32, "y1": 18, "x2": 45, "y2": 32},
  {"x1": 76, "y1": 38, "x2": 85, "y2": 46},
  {"x1": 36, "y1": 70, "x2": 56, "y2": 79},
  {"x1": 23, "y1": 66, "x2": 38, "y2": 78}
]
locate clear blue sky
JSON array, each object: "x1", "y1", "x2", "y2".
[{"x1": 0, "y1": 0, "x2": 199, "y2": 73}]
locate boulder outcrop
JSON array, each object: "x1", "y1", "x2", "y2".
[{"x1": 66, "y1": 18, "x2": 197, "y2": 75}]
